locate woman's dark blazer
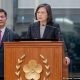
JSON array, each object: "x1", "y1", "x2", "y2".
[{"x1": 26, "y1": 22, "x2": 61, "y2": 41}]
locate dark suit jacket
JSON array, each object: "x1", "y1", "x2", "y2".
[
  {"x1": 0, "y1": 27, "x2": 19, "y2": 78},
  {"x1": 26, "y1": 22, "x2": 61, "y2": 41}
]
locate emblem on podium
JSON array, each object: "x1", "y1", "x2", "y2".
[
  {"x1": 23, "y1": 60, "x2": 42, "y2": 80},
  {"x1": 15, "y1": 54, "x2": 50, "y2": 80}
]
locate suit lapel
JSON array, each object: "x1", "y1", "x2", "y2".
[
  {"x1": 2, "y1": 28, "x2": 9, "y2": 42},
  {"x1": 33, "y1": 22, "x2": 40, "y2": 39},
  {"x1": 42, "y1": 25, "x2": 51, "y2": 39}
]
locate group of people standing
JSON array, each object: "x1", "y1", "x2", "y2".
[{"x1": 0, "y1": 3, "x2": 70, "y2": 80}]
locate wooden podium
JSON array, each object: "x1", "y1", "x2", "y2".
[{"x1": 4, "y1": 41, "x2": 68, "y2": 80}]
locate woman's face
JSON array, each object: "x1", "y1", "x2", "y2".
[{"x1": 36, "y1": 7, "x2": 48, "y2": 23}]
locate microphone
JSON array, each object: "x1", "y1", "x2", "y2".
[{"x1": 42, "y1": 24, "x2": 46, "y2": 26}]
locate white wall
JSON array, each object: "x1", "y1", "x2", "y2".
[
  {"x1": 0, "y1": 0, "x2": 2, "y2": 8},
  {"x1": 18, "y1": 0, "x2": 35, "y2": 8},
  {"x1": 39, "y1": 0, "x2": 80, "y2": 8},
  {"x1": 18, "y1": 0, "x2": 80, "y2": 8}
]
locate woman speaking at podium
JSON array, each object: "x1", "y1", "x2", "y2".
[
  {"x1": 26, "y1": 3, "x2": 70, "y2": 65},
  {"x1": 27, "y1": 3, "x2": 60, "y2": 40}
]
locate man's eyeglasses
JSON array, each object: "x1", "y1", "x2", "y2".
[{"x1": 0, "y1": 16, "x2": 6, "y2": 19}]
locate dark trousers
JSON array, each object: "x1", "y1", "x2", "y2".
[
  {"x1": 0, "y1": 50, "x2": 4, "y2": 80},
  {"x1": 0, "y1": 76, "x2": 4, "y2": 80}
]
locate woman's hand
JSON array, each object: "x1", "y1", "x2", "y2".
[{"x1": 64, "y1": 57, "x2": 70, "y2": 66}]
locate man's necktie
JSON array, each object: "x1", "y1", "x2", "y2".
[{"x1": 0, "y1": 30, "x2": 2, "y2": 45}]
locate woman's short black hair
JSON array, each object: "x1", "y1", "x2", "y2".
[
  {"x1": 35, "y1": 3, "x2": 53, "y2": 25},
  {"x1": 0, "y1": 9, "x2": 7, "y2": 17}
]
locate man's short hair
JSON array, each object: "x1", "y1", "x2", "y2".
[{"x1": 0, "y1": 9, "x2": 7, "y2": 17}]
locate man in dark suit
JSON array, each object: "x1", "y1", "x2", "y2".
[{"x1": 0, "y1": 9, "x2": 19, "y2": 80}]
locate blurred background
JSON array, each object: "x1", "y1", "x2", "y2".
[{"x1": 0, "y1": 0, "x2": 80, "y2": 78}]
